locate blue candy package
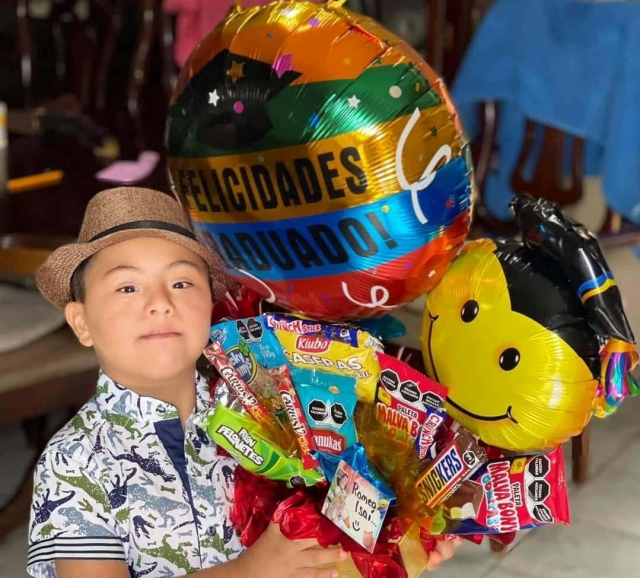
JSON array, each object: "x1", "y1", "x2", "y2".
[
  {"x1": 292, "y1": 367, "x2": 359, "y2": 455},
  {"x1": 314, "y1": 443, "x2": 396, "y2": 507},
  {"x1": 211, "y1": 316, "x2": 288, "y2": 376}
]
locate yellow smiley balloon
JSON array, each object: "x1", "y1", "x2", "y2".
[{"x1": 421, "y1": 239, "x2": 600, "y2": 451}]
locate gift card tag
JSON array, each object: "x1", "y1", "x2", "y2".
[{"x1": 321, "y1": 460, "x2": 390, "y2": 553}]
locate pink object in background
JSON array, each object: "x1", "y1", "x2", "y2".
[
  {"x1": 95, "y1": 151, "x2": 160, "y2": 184},
  {"x1": 164, "y1": 0, "x2": 265, "y2": 68}
]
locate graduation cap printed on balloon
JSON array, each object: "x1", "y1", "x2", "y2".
[{"x1": 167, "y1": 48, "x2": 302, "y2": 152}]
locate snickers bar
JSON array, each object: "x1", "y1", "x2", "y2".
[{"x1": 414, "y1": 430, "x2": 487, "y2": 509}]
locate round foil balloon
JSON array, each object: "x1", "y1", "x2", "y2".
[{"x1": 166, "y1": 0, "x2": 473, "y2": 320}]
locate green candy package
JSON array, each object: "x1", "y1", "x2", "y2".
[{"x1": 207, "y1": 405, "x2": 324, "y2": 487}]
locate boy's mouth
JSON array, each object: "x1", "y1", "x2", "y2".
[{"x1": 140, "y1": 331, "x2": 182, "y2": 340}]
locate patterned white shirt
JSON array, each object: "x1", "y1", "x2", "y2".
[{"x1": 28, "y1": 372, "x2": 244, "y2": 577}]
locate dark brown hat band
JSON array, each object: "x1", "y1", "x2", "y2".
[{"x1": 89, "y1": 220, "x2": 197, "y2": 242}]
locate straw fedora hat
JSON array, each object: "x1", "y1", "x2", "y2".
[{"x1": 36, "y1": 187, "x2": 230, "y2": 309}]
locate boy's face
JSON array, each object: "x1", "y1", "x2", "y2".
[{"x1": 65, "y1": 237, "x2": 212, "y2": 389}]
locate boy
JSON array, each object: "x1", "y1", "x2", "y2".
[{"x1": 28, "y1": 187, "x2": 460, "y2": 578}]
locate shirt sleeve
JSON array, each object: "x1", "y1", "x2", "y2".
[{"x1": 27, "y1": 450, "x2": 126, "y2": 577}]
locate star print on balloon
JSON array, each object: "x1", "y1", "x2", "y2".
[
  {"x1": 167, "y1": 48, "x2": 302, "y2": 152},
  {"x1": 227, "y1": 61, "x2": 245, "y2": 83},
  {"x1": 166, "y1": 0, "x2": 473, "y2": 320}
]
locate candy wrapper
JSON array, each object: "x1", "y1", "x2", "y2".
[
  {"x1": 374, "y1": 353, "x2": 447, "y2": 451},
  {"x1": 271, "y1": 364, "x2": 321, "y2": 470},
  {"x1": 207, "y1": 405, "x2": 324, "y2": 487},
  {"x1": 294, "y1": 367, "x2": 359, "y2": 455},
  {"x1": 211, "y1": 316, "x2": 287, "y2": 370},
  {"x1": 204, "y1": 341, "x2": 273, "y2": 426},
  {"x1": 266, "y1": 313, "x2": 383, "y2": 404},
  {"x1": 414, "y1": 430, "x2": 488, "y2": 510},
  {"x1": 210, "y1": 317, "x2": 289, "y2": 423},
  {"x1": 447, "y1": 446, "x2": 570, "y2": 536}
]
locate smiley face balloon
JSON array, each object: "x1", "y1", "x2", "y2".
[
  {"x1": 421, "y1": 238, "x2": 605, "y2": 451},
  {"x1": 421, "y1": 195, "x2": 639, "y2": 451}
]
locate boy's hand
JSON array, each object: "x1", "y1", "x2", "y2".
[
  {"x1": 424, "y1": 537, "x2": 463, "y2": 571},
  {"x1": 235, "y1": 523, "x2": 347, "y2": 578}
]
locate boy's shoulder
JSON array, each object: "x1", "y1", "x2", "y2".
[{"x1": 43, "y1": 396, "x2": 107, "y2": 468}]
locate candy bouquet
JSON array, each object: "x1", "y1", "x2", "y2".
[
  {"x1": 197, "y1": 312, "x2": 571, "y2": 578},
  {"x1": 164, "y1": 0, "x2": 639, "y2": 574}
]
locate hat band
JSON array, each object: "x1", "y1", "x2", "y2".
[{"x1": 89, "y1": 220, "x2": 197, "y2": 242}]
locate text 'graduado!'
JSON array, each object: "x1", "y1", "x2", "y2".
[{"x1": 171, "y1": 146, "x2": 407, "y2": 274}]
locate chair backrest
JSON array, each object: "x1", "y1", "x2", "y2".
[
  {"x1": 14, "y1": 0, "x2": 176, "y2": 155},
  {"x1": 16, "y1": 0, "x2": 125, "y2": 115},
  {"x1": 471, "y1": 103, "x2": 597, "y2": 236},
  {"x1": 434, "y1": 0, "x2": 594, "y2": 235},
  {"x1": 511, "y1": 119, "x2": 584, "y2": 205},
  {"x1": 425, "y1": 0, "x2": 495, "y2": 85}
]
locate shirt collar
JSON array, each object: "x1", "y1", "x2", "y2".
[{"x1": 95, "y1": 371, "x2": 211, "y2": 424}]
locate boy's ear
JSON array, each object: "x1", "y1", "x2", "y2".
[{"x1": 64, "y1": 302, "x2": 93, "y2": 347}]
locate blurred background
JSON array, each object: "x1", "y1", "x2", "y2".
[{"x1": 1, "y1": 1, "x2": 640, "y2": 577}]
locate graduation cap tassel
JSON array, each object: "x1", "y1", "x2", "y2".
[{"x1": 593, "y1": 338, "x2": 640, "y2": 418}]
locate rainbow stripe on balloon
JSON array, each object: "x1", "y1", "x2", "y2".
[{"x1": 166, "y1": 0, "x2": 473, "y2": 319}]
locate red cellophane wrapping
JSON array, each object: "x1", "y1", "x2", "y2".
[
  {"x1": 211, "y1": 285, "x2": 263, "y2": 325},
  {"x1": 232, "y1": 467, "x2": 435, "y2": 578}
]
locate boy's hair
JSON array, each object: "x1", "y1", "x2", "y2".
[{"x1": 69, "y1": 257, "x2": 93, "y2": 303}]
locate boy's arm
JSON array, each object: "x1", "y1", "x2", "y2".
[
  {"x1": 54, "y1": 535, "x2": 463, "y2": 578},
  {"x1": 28, "y1": 450, "x2": 125, "y2": 578},
  {"x1": 53, "y1": 524, "x2": 342, "y2": 578},
  {"x1": 54, "y1": 558, "x2": 244, "y2": 578}
]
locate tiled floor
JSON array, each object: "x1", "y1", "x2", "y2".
[{"x1": 2, "y1": 245, "x2": 640, "y2": 578}]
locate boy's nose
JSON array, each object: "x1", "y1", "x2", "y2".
[{"x1": 147, "y1": 288, "x2": 174, "y2": 315}]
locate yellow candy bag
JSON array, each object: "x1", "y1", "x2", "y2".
[{"x1": 266, "y1": 313, "x2": 382, "y2": 404}]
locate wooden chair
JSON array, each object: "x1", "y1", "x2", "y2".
[
  {"x1": 14, "y1": 0, "x2": 171, "y2": 154},
  {"x1": 0, "y1": 235, "x2": 98, "y2": 541},
  {"x1": 472, "y1": 103, "x2": 623, "y2": 239},
  {"x1": 15, "y1": 0, "x2": 122, "y2": 114},
  {"x1": 424, "y1": 0, "x2": 495, "y2": 85}
]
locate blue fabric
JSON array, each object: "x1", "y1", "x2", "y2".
[
  {"x1": 155, "y1": 418, "x2": 196, "y2": 512},
  {"x1": 451, "y1": 0, "x2": 640, "y2": 222}
]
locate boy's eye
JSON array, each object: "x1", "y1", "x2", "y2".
[
  {"x1": 173, "y1": 281, "x2": 192, "y2": 289},
  {"x1": 117, "y1": 285, "x2": 138, "y2": 294}
]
